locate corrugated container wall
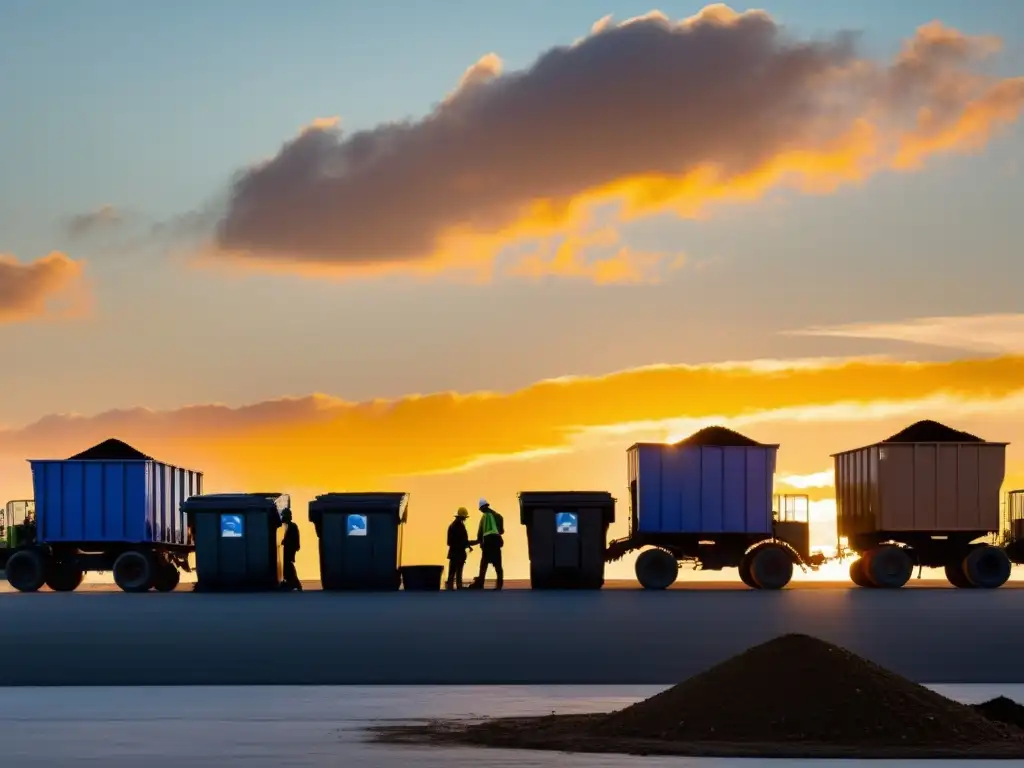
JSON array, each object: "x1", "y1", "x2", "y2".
[
  {"x1": 30, "y1": 459, "x2": 203, "y2": 545},
  {"x1": 833, "y1": 442, "x2": 1006, "y2": 536},
  {"x1": 628, "y1": 442, "x2": 778, "y2": 535}
]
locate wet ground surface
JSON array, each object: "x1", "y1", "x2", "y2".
[
  {"x1": 0, "y1": 685, "x2": 1019, "y2": 767},
  {"x1": 1, "y1": 587, "x2": 1023, "y2": 685}
]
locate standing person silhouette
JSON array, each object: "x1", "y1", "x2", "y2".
[
  {"x1": 469, "y1": 498, "x2": 504, "y2": 590},
  {"x1": 280, "y1": 508, "x2": 302, "y2": 591},
  {"x1": 445, "y1": 507, "x2": 472, "y2": 589}
]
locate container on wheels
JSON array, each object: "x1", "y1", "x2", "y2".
[
  {"x1": 1006, "y1": 490, "x2": 1024, "y2": 563},
  {"x1": 184, "y1": 492, "x2": 288, "y2": 591},
  {"x1": 309, "y1": 492, "x2": 407, "y2": 590},
  {"x1": 4, "y1": 439, "x2": 200, "y2": 593},
  {"x1": 520, "y1": 491, "x2": 615, "y2": 589},
  {"x1": 606, "y1": 427, "x2": 821, "y2": 590},
  {"x1": 834, "y1": 420, "x2": 1011, "y2": 590}
]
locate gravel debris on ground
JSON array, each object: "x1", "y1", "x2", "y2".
[{"x1": 370, "y1": 634, "x2": 1024, "y2": 759}]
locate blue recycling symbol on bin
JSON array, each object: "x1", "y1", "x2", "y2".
[
  {"x1": 346, "y1": 513, "x2": 368, "y2": 537},
  {"x1": 220, "y1": 513, "x2": 244, "y2": 538},
  {"x1": 555, "y1": 511, "x2": 578, "y2": 534}
]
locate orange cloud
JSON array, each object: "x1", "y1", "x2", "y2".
[
  {"x1": 199, "y1": 7, "x2": 1023, "y2": 281},
  {"x1": 0, "y1": 252, "x2": 89, "y2": 324},
  {"x1": 3, "y1": 355, "x2": 1024, "y2": 491}
]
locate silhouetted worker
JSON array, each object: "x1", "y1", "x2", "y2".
[
  {"x1": 280, "y1": 508, "x2": 302, "y2": 592},
  {"x1": 446, "y1": 507, "x2": 473, "y2": 590},
  {"x1": 469, "y1": 498, "x2": 504, "y2": 590}
]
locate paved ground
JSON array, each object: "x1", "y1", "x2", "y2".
[{"x1": 2, "y1": 585, "x2": 1024, "y2": 686}]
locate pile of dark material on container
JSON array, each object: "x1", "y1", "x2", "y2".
[
  {"x1": 371, "y1": 634, "x2": 1024, "y2": 759},
  {"x1": 882, "y1": 419, "x2": 984, "y2": 443},
  {"x1": 67, "y1": 438, "x2": 153, "y2": 461},
  {"x1": 673, "y1": 425, "x2": 761, "y2": 447}
]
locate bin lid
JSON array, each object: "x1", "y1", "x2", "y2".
[
  {"x1": 309, "y1": 492, "x2": 408, "y2": 517},
  {"x1": 518, "y1": 491, "x2": 615, "y2": 506},
  {"x1": 182, "y1": 492, "x2": 290, "y2": 513}
]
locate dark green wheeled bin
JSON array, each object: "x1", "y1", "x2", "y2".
[
  {"x1": 309, "y1": 492, "x2": 407, "y2": 591},
  {"x1": 519, "y1": 491, "x2": 615, "y2": 589},
  {"x1": 183, "y1": 492, "x2": 288, "y2": 591}
]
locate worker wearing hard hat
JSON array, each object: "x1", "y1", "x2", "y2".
[
  {"x1": 445, "y1": 507, "x2": 473, "y2": 590},
  {"x1": 468, "y1": 498, "x2": 504, "y2": 590}
]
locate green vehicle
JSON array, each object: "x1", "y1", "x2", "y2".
[{"x1": 0, "y1": 500, "x2": 36, "y2": 570}]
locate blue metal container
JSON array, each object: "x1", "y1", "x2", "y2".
[
  {"x1": 29, "y1": 459, "x2": 202, "y2": 545},
  {"x1": 628, "y1": 442, "x2": 778, "y2": 535}
]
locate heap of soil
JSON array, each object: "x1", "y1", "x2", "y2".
[
  {"x1": 973, "y1": 696, "x2": 1024, "y2": 730},
  {"x1": 67, "y1": 438, "x2": 153, "y2": 461},
  {"x1": 371, "y1": 634, "x2": 1024, "y2": 759},
  {"x1": 882, "y1": 419, "x2": 984, "y2": 443},
  {"x1": 674, "y1": 425, "x2": 761, "y2": 447}
]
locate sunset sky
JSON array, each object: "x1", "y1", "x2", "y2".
[{"x1": 2, "y1": 1, "x2": 1024, "y2": 580}]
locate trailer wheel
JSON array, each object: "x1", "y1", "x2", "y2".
[
  {"x1": 849, "y1": 558, "x2": 874, "y2": 588},
  {"x1": 5, "y1": 549, "x2": 47, "y2": 593},
  {"x1": 962, "y1": 545, "x2": 1011, "y2": 589},
  {"x1": 865, "y1": 545, "x2": 912, "y2": 589},
  {"x1": 635, "y1": 548, "x2": 679, "y2": 590},
  {"x1": 152, "y1": 563, "x2": 181, "y2": 593},
  {"x1": 945, "y1": 562, "x2": 974, "y2": 589},
  {"x1": 749, "y1": 545, "x2": 793, "y2": 590},
  {"x1": 113, "y1": 551, "x2": 154, "y2": 592},
  {"x1": 45, "y1": 562, "x2": 85, "y2": 592},
  {"x1": 738, "y1": 555, "x2": 757, "y2": 589}
]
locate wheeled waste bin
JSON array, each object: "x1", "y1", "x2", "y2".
[
  {"x1": 309, "y1": 492, "x2": 407, "y2": 590},
  {"x1": 519, "y1": 491, "x2": 615, "y2": 589},
  {"x1": 183, "y1": 492, "x2": 288, "y2": 591}
]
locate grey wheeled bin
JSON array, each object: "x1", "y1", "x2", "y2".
[
  {"x1": 184, "y1": 492, "x2": 288, "y2": 591},
  {"x1": 519, "y1": 491, "x2": 615, "y2": 589},
  {"x1": 309, "y1": 492, "x2": 407, "y2": 590}
]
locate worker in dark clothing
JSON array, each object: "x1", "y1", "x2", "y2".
[
  {"x1": 445, "y1": 507, "x2": 473, "y2": 590},
  {"x1": 280, "y1": 508, "x2": 302, "y2": 591},
  {"x1": 468, "y1": 498, "x2": 504, "y2": 590}
]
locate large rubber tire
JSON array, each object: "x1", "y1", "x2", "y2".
[
  {"x1": 6, "y1": 549, "x2": 47, "y2": 593},
  {"x1": 962, "y1": 545, "x2": 1011, "y2": 589},
  {"x1": 738, "y1": 555, "x2": 757, "y2": 588},
  {"x1": 945, "y1": 562, "x2": 975, "y2": 589},
  {"x1": 45, "y1": 562, "x2": 85, "y2": 592},
  {"x1": 635, "y1": 549, "x2": 679, "y2": 590},
  {"x1": 113, "y1": 551, "x2": 154, "y2": 593},
  {"x1": 749, "y1": 545, "x2": 794, "y2": 590},
  {"x1": 849, "y1": 558, "x2": 874, "y2": 587},
  {"x1": 865, "y1": 545, "x2": 913, "y2": 589},
  {"x1": 152, "y1": 563, "x2": 181, "y2": 593}
]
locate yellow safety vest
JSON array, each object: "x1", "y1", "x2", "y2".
[{"x1": 481, "y1": 511, "x2": 499, "y2": 538}]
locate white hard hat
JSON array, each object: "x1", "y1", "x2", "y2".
[{"x1": 478, "y1": 497, "x2": 488, "y2": 509}]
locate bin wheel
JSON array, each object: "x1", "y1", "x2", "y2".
[
  {"x1": 865, "y1": 545, "x2": 912, "y2": 589},
  {"x1": 45, "y1": 562, "x2": 85, "y2": 592},
  {"x1": 5, "y1": 549, "x2": 47, "y2": 593},
  {"x1": 748, "y1": 545, "x2": 793, "y2": 590},
  {"x1": 153, "y1": 563, "x2": 181, "y2": 592},
  {"x1": 113, "y1": 551, "x2": 154, "y2": 592},
  {"x1": 737, "y1": 555, "x2": 757, "y2": 589},
  {"x1": 635, "y1": 548, "x2": 679, "y2": 590},
  {"x1": 945, "y1": 561, "x2": 975, "y2": 589},
  {"x1": 849, "y1": 558, "x2": 874, "y2": 588},
  {"x1": 962, "y1": 545, "x2": 1011, "y2": 589}
]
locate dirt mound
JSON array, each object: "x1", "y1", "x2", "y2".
[
  {"x1": 882, "y1": 420, "x2": 984, "y2": 443},
  {"x1": 973, "y1": 697, "x2": 1024, "y2": 730},
  {"x1": 595, "y1": 634, "x2": 1008, "y2": 747},
  {"x1": 371, "y1": 634, "x2": 1024, "y2": 759},
  {"x1": 674, "y1": 426, "x2": 760, "y2": 447},
  {"x1": 67, "y1": 439, "x2": 153, "y2": 461}
]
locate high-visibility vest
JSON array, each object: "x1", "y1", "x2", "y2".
[{"x1": 481, "y1": 511, "x2": 499, "y2": 538}]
